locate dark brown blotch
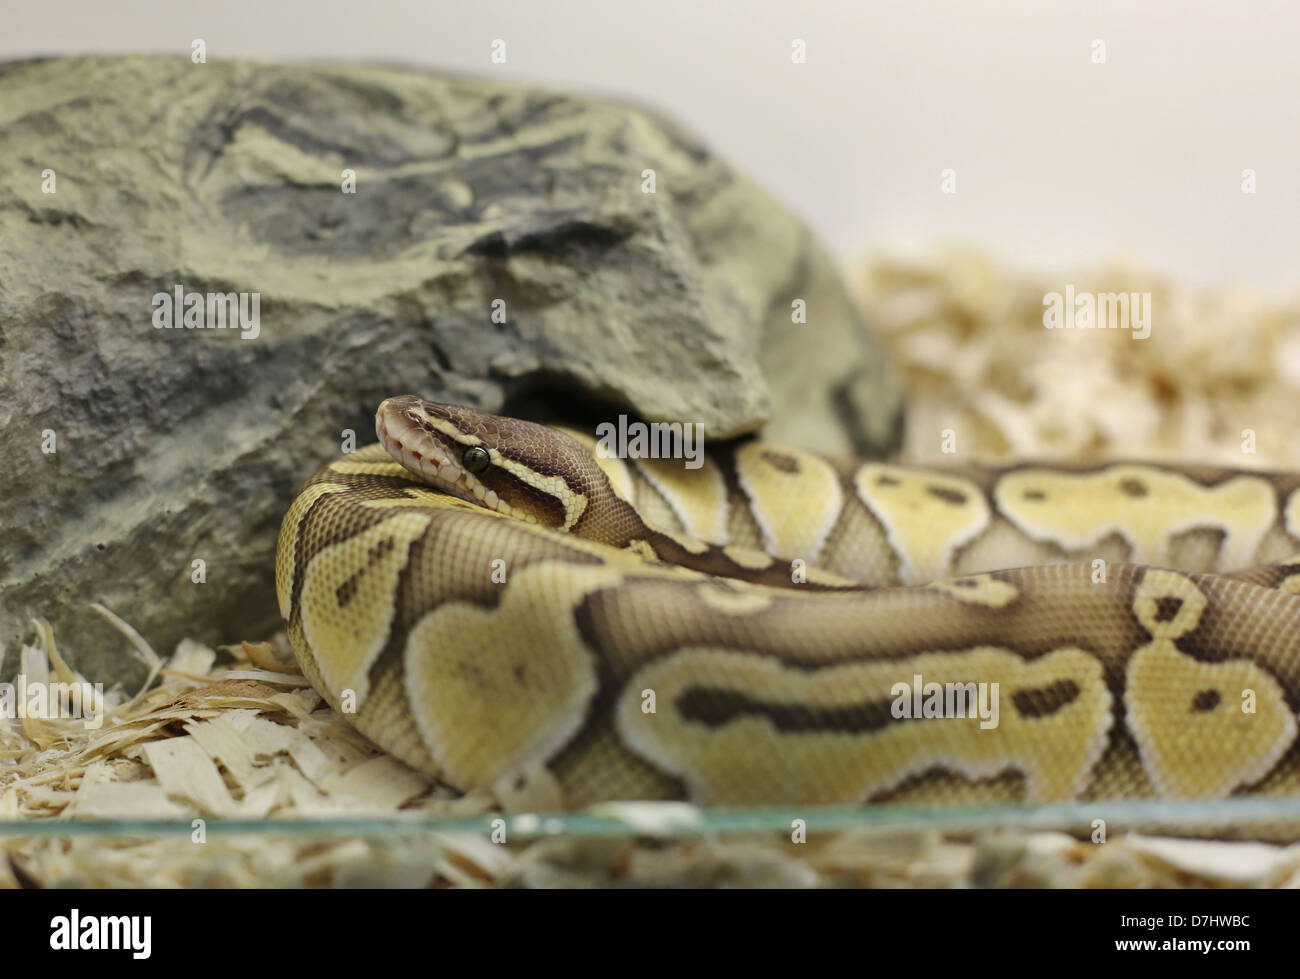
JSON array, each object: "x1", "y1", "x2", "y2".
[
  {"x1": 1011, "y1": 679, "x2": 1080, "y2": 718},
  {"x1": 926, "y1": 485, "x2": 968, "y2": 506},
  {"x1": 676, "y1": 688, "x2": 895, "y2": 733},
  {"x1": 1119, "y1": 477, "x2": 1149, "y2": 498},
  {"x1": 761, "y1": 451, "x2": 800, "y2": 474},
  {"x1": 1191, "y1": 689, "x2": 1221, "y2": 712},
  {"x1": 1153, "y1": 596, "x2": 1184, "y2": 623}
]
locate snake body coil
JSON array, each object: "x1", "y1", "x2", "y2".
[{"x1": 276, "y1": 397, "x2": 1300, "y2": 808}]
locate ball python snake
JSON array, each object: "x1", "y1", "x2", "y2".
[{"x1": 276, "y1": 396, "x2": 1300, "y2": 809}]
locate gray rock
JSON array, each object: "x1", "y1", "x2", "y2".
[{"x1": 0, "y1": 55, "x2": 902, "y2": 684}]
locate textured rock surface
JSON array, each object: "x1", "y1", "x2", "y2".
[{"x1": 0, "y1": 55, "x2": 902, "y2": 683}]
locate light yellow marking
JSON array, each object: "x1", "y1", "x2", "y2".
[
  {"x1": 1124, "y1": 570, "x2": 1297, "y2": 798},
  {"x1": 624, "y1": 539, "x2": 659, "y2": 562},
  {"x1": 333, "y1": 452, "x2": 526, "y2": 518},
  {"x1": 1286, "y1": 490, "x2": 1300, "y2": 545},
  {"x1": 1280, "y1": 574, "x2": 1300, "y2": 595},
  {"x1": 1131, "y1": 568, "x2": 1207, "y2": 637},
  {"x1": 996, "y1": 466, "x2": 1277, "y2": 571},
  {"x1": 854, "y1": 465, "x2": 991, "y2": 584},
  {"x1": 402, "y1": 562, "x2": 617, "y2": 788},
  {"x1": 494, "y1": 453, "x2": 589, "y2": 531},
  {"x1": 276, "y1": 482, "x2": 346, "y2": 619},
  {"x1": 803, "y1": 566, "x2": 859, "y2": 587},
  {"x1": 735, "y1": 442, "x2": 843, "y2": 564},
  {"x1": 359, "y1": 493, "x2": 487, "y2": 514},
  {"x1": 619, "y1": 646, "x2": 1111, "y2": 806},
  {"x1": 928, "y1": 574, "x2": 1020, "y2": 609},
  {"x1": 297, "y1": 513, "x2": 434, "y2": 708},
  {"x1": 633, "y1": 456, "x2": 730, "y2": 543},
  {"x1": 328, "y1": 460, "x2": 411, "y2": 477},
  {"x1": 557, "y1": 427, "x2": 636, "y2": 503},
  {"x1": 426, "y1": 415, "x2": 484, "y2": 446},
  {"x1": 722, "y1": 545, "x2": 775, "y2": 570}
]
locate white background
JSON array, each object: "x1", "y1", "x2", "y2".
[{"x1": 5, "y1": 0, "x2": 1297, "y2": 293}]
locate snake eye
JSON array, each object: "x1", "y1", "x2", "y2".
[{"x1": 462, "y1": 446, "x2": 491, "y2": 474}]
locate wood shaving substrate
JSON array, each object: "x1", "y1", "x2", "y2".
[
  {"x1": 0, "y1": 615, "x2": 510, "y2": 888},
  {"x1": 855, "y1": 248, "x2": 1300, "y2": 469},
  {"x1": 9, "y1": 616, "x2": 1300, "y2": 889},
  {"x1": 7, "y1": 250, "x2": 1300, "y2": 887}
]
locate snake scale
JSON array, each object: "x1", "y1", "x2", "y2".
[{"x1": 276, "y1": 396, "x2": 1300, "y2": 809}]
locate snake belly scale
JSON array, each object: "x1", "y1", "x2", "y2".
[{"x1": 275, "y1": 397, "x2": 1300, "y2": 808}]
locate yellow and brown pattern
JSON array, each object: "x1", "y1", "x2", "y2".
[{"x1": 275, "y1": 398, "x2": 1300, "y2": 808}]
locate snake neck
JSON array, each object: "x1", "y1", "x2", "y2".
[{"x1": 376, "y1": 396, "x2": 831, "y2": 589}]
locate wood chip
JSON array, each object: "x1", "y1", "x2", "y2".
[{"x1": 141, "y1": 737, "x2": 238, "y2": 816}]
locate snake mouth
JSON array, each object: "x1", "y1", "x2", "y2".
[
  {"x1": 375, "y1": 396, "x2": 523, "y2": 518},
  {"x1": 375, "y1": 397, "x2": 472, "y2": 499}
]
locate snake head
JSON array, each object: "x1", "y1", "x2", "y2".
[{"x1": 375, "y1": 395, "x2": 605, "y2": 530}]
